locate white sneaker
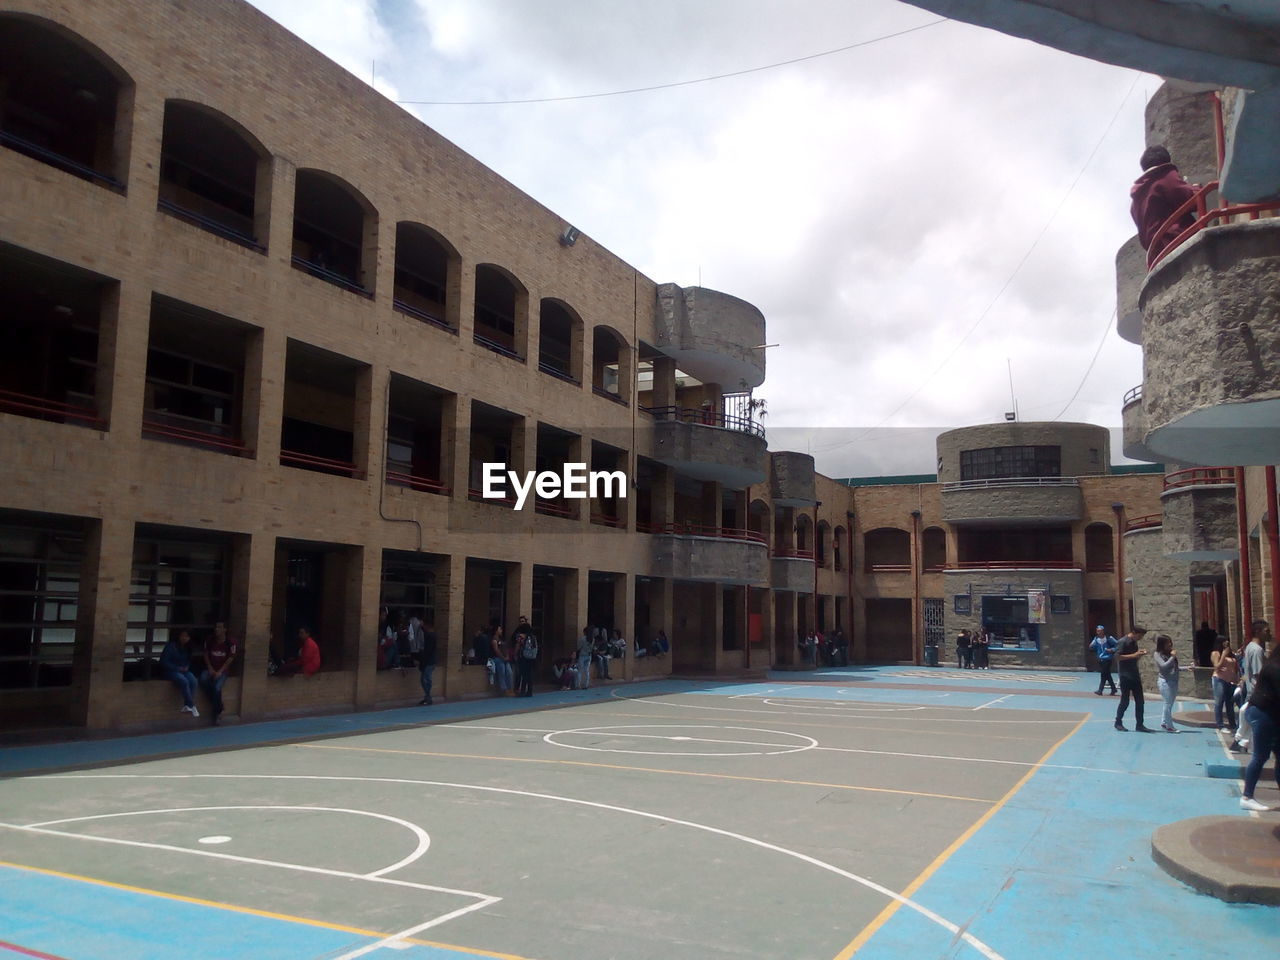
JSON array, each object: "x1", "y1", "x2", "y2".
[
  {"x1": 1237, "y1": 739, "x2": 1250, "y2": 750},
  {"x1": 1240, "y1": 796, "x2": 1270, "y2": 812},
  {"x1": 190, "y1": 705, "x2": 200, "y2": 718},
  {"x1": 179, "y1": 705, "x2": 191, "y2": 713}
]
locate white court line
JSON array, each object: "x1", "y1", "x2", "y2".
[
  {"x1": 39, "y1": 772, "x2": 1008, "y2": 960},
  {"x1": 813, "y1": 745, "x2": 1206, "y2": 780},
  {"x1": 544, "y1": 724, "x2": 818, "y2": 757},
  {"x1": 25, "y1": 804, "x2": 431, "y2": 879},
  {"x1": 974, "y1": 696, "x2": 1012, "y2": 711},
  {"x1": 608, "y1": 690, "x2": 1079, "y2": 724},
  {"x1": 332, "y1": 900, "x2": 502, "y2": 960}
]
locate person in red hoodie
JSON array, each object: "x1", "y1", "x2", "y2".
[
  {"x1": 1130, "y1": 144, "x2": 1198, "y2": 263},
  {"x1": 279, "y1": 626, "x2": 322, "y2": 677}
]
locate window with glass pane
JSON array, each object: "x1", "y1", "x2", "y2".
[
  {"x1": 960, "y1": 445, "x2": 1061, "y2": 480},
  {"x1": 0, "y1": 521, "x2": 82, "y2": 689},
  {"x1": 126, "y1": 534, "x2": 228, "y2": 680},
  {"x1": 380, "y1": 551, "x2": 436, "y2": 625}
]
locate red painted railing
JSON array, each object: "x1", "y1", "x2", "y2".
[
  {"x1": 468, "y1": 487, "x2": 518, "y2": 507},
  {"x1": 1126, "y1": 514, "x2": 1162, "y2": 532},
  {"x1": 641, "y1": 405, "x2": 766, "y2": 439},
  {"x1": 1163, "y1": 466, "x2": 1236, "y2": 490},
  {"x1": 946, "y1": 560, "x2": 1077, "y2": 570},
  {"x1": 535, "y1": 498, "x2": 575, "y2": 518},
  {"x1": 280, "y1": 449, "x2": 363, "y2": 478},
  {"x1": 1148, "y1": 180, "x2": 1280, "y2": 268},
  {"x1": 0, "y1": 389, "x2": 105, "y2": 429},
  {"x1": 385, "y1": 470, "x2": 450, "y2": 495},
  {"x1": 865, "y1": 562, "x2": 911, "y2": 573},
  {"x1": 142, "y1": 419, "x2": 250, "y2": 455},
  {"x1": 590, "y1": 512, "x2": 626, "y2": 528},
  {"x1": 638, "y1": 521, "x2": 767, "y2": 545},
  {"x1": 772, "y1": 546, "x2": 815, "y2": 560}
]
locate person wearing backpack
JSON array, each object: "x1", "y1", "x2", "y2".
[
  {"x1": 1091, "y1": 625, "x2": 1118, "y2": 695},
  {"x1": 513, "y1": 615, "x2": 537, "y2": 697}
]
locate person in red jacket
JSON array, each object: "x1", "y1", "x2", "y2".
[
  {"x1": 1130, "y1": 144, "x2": 1198, "y2": 262},
  {"x1": 279, "y1": 626, "x2": 322, "y2": 677}
]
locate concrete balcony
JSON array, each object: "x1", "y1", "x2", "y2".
[
  {"x1": 647, "y1": 408, "x2": 768, "y2": 488},
  {"x1": 1121, "y1": 386, "x2": 1160, "y2": 463},
  {"x1": 644, "y1": 523, "x2": 768, "y2": 585},
  {"x1": 941, "y1": 478, "x2": 1083, "y2": 525},
  {"x1": 771, "y1": 451, "x2": 816, "y2": 506},
  {"x1": 1116, "y1": 235, "x2": 1145, "y2": 344},
  {"x1": 654, "y1": 284, "x2": 766, "y2": 391},
  {"x1": 771, "y1": 551, "x2": 815, "y2": 593},
  {"x1": 1141, "y1": 219, "x2": 1280, "y2": 464},
  {"x1": 1160, "y1": 467, "x2": 1239, "y2": 561}
]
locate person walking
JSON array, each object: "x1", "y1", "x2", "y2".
[
  {"x1": 1239, "y1": 643, "x2": 1280, "y2": 812},
  {"x1": 1114, "y1": 626, "x2": 1153, "y2": 732},
  {"x1": 1153, "y1": 634, "x2": 1181, "y2": 732},
  {"x1": 514, "y1": 619, "x2": 538, "y2": 698},
  {"x1": 1211, "y1": 637, "x2": 1239, "y2": 731},
  {"x1": 1233, "y1": 620, "x2": 1270, "y2": 752},
  {"x1": 956, "y1": 629, "x2": 971, "y2": 670},
  {"x1": 1091, "y1": 625, "x2": 1118, "y2": 695},
  {"x1": 415, "y1": 617, "x2": 437, "y2": 706}
]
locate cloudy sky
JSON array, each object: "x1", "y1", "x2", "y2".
[{"x1": 247, "y1": 0, "x2": 1158, "y2": 478}]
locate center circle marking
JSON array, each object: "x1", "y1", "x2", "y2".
[
  {"x1": 197, "y1": 835, "x2": 232, "y2": 845},
  {"x1": 543, "y1": 724, "x2": 818, "y2": 757}
]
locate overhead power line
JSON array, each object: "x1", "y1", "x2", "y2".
[{"x1": 396, "y1": 18, "x2": 948, "y2": 106}]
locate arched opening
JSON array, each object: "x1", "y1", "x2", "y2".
[
  {"x1": 474, "y1": 264, "x2": 527, "y2": 360},
  {"x1": 159, "y1": 100, "x2": 268, "y2": 249},
  {"x1": 863, "y1": 527, "x2": 911, "y2": 572},
  {"x1": 749, "y1": 499, "x2": 771, "y2": 549},
  {"x1": 795, "y1": 514, "x2": 814, "y2": 556},
  {"x1": 0, "y1": 15, "x2": 132, "y2": 187},
  {"x1": 291, "y1": 169, "x2": 376, "y2": 295},
  {"x1": 393, "y1": 222, "x2": 459, "y2": 331},
  {"x1": 833, "y1": 525, "x2": 845, "y2": 571},
  {"x1": 538, "y1": 299, "x2": 582, "y2": 384},
  {"x1": 816, "y1": 521, "x2": 831, "y2": 567},
  {"x1": 922, "y1": 526, "x2": 947, "y2": 572},
  {"x1": 1085, "y1": 522, "x2": 1114, "y2": 572},
  {"x1": 592, "y1": 325, "x2": 630, "y2": 404}
]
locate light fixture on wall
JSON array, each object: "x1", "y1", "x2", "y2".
[{"x1": 559, "y1": 225, "x2": 580, "y2": 247}]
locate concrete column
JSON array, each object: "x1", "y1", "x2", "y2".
[
  {"x1": 617, "y1": 573, "x2": 635, "y2": 680},
  {"x1": 652, "y1": 357, "x2": 677, "y2": 408},
  {"x1": 264, "y1": 159, "x2": 297, "y2": 270},
  {"x1": 440, "y1": 553, "x2": 467, "y2": 699},
  {"x1": 232, "y1": 530, "x2": 277, "y2": 721},
  {"x1": 353, "y1": 543, "x2": 382, "y2": 709},
  {"x1": 352, "y1": 363, "x2": 382, "y2": 480},
  {"x1": 508, "y1": 560, "x2": 532, "y2": 631},
  {"x1": 449, "y1": 396, "x2": 473, "y2": 498},
  {"x1": 72, "y1": 513, "x2": 134, "y2": 730},
  {"x1": 97, "y1": 279, "x2": 150, "y2": 439},
  {"x1": 253, "y1": 326, "x2": 287, "y2": 466}
]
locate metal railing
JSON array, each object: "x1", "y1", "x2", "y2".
[
  {"x1": 385, "y1": 470, "x2": 450, "y2": 495},
  {"x1": 641, "y1": 405, "x2": 766, "y2": 439},
  {"x1": 1126, "y1": 514, "x2": 1162, "y2": 532},
  {"x1": 638, "y1": 521, "x2": 767, "y2": 545},
  {"x1": 468, "y1": 487, "x2": 518, "y2": 507},
  {"x1": 280, "y1": 449, "x2": 363, "y2": 478},
  {"x1": 592, "y1": 385, "x2": 628, "y2": 406},
  {"x1": 290, "y1": 256, "x2": 373, "y2": 298},
  {"x1": 864, "y1": 562, "x2": 911, "y2": 573},
  {"x1": 0, "y1": 130, "x2": 124, "y2": 189},
  {"x1": 157, "y1": 197, "x2": 265, "y2": 251},
  {"x1": 534, "y1": 498, "x2": 575, "y2": 518},
  {"x1": 1149, "y1": 179, "x2": 1280, "y2": 268},
  {"x1": 1163, "y1": 466, "x2": 1235, "y2": 490},
  {"x1": 0, "y1": 388, "x2": 105, "y2": 429},
  {"x1": 772, "y1": 546, "x2": 815, "y2": 560},
  {"x1": 538, "y1": 361, "x2": 580, "y2": 385},
  {"x1": 142, "y1": 419, "x2": 250, "y2": 455},
  {"x1": 473, "y1": 332, "x2": 523, "y2": 361},
  {"x1": 590, "y1": 512, "x2": 626, "y2": 528},
  {"x1": 1122, "y1": 385, "x2": 1142, "y2": 407},
  {"x1": 942, "y1": 476, "x2": 1079, "y2": 490},
  {"x1": 392, "y1": 298, "x2": 453, "y2": 333},
  {"x1": 947, "y1": 560, "x2": 1077, "y2": 570}
]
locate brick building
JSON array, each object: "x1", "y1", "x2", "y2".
[{"x1": 0, "y1": 0, "x2": 1169, "y2": 736}]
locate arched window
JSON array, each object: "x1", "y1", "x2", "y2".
[
  {"x1": 922, "y1": 526, "x2": 947, "y2": 572},
  {"x1": 749, "y1": 499, "x2": 771, "y2": 550},
  {"x1": 393, "y1": 222, "x2": 459, "y2": 331},
  {"x1": 474, "y1": 264, "x2": 527, "y2": 360},
  {"x1": 833, "y1": 525, "x2": 845, "y2": 571},
  {"x1": 159, "y1": 101, "x2": 268, "y2": 249},
  {"x1": 1085, "y1": 522, "x2": 1115, "y2": 572},
  {"x1": 291, "y1": 169, "x2": 376, "y2": 295},
  {"x1": 816, "y1": 521, "x2": 831, "y2": 567},
  {"x1": 863, "y1": 527, "x2": 911, "y2": 572},
  {"x1": 539, "y1": 299, "x2": 582, "y2": 383},
  {"x1": 795, "y1": 514, "x2": 814, "y2": 555},
  {"x1": 592, "y1": 325, "x2": 630, "y2": 405},
  {"x1": 0, "y1": 15, "x2": 132, "y2": 187}
]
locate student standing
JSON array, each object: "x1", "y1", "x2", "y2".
[
  {"x1": 1153, "y1": 635, "x2": 1181, "y2": 732},
  {"x1": 1234, "y1": 620, "x2": 1270, "y2": 752},
  {"x1": 1114, "y1": 626, "x2": 1153, "y2": 732},
  {"x1": 1091, "y1": 625, "x2": 1118, "y2": 696},
  {"x1": 416, "y1": 617, "x2": 437, "y2": 706},
  {"x1": 1239, "y1": 643, "x2": 1280, "y2": 812},
  {"x1": 1210, "y1": 637, "x2": 1240, "y2": 731}
]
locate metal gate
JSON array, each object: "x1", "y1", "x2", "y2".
[{"x1": 924, "y1": 597, "x2": 946, "y2": 657}]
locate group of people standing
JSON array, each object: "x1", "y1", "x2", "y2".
[
  {"x1": 1096, "y1": 620, "x2": 1280, "y2": 812},
  {"x1": 470, "y1": 617, "x2": 539, "y2": 697},
  {"x1": 377, "y1": 607, "x2": 438, "y2": 705},
  {"x1": 798, "y1": 629, "x2": 847, "y2": 667},
  {"x1": 954, "y1": 628, "x2": 991, "y2": 670}
]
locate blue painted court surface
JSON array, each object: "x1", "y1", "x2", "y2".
[{"x1": 1, "y1": 666, "x2": 1275, "y2": 959}]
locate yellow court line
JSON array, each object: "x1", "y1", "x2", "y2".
[
  {"x1": 295, "y1": 742, "x2": 995, "y2": 804},
  {"x1": 831, "y1": 713, "x2": 1089, "y2": 960},
  {"x1": 0, "y1": 859, "x2": 530, "y2": 960}
]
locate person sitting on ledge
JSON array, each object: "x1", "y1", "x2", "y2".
[{"x1": 278, "y1": 626, "x2": 321, "y2": 677}]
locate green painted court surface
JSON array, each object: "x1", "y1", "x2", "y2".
[{"x1": 1, "y1": 672, "x2": 1274, "y2": 959}]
